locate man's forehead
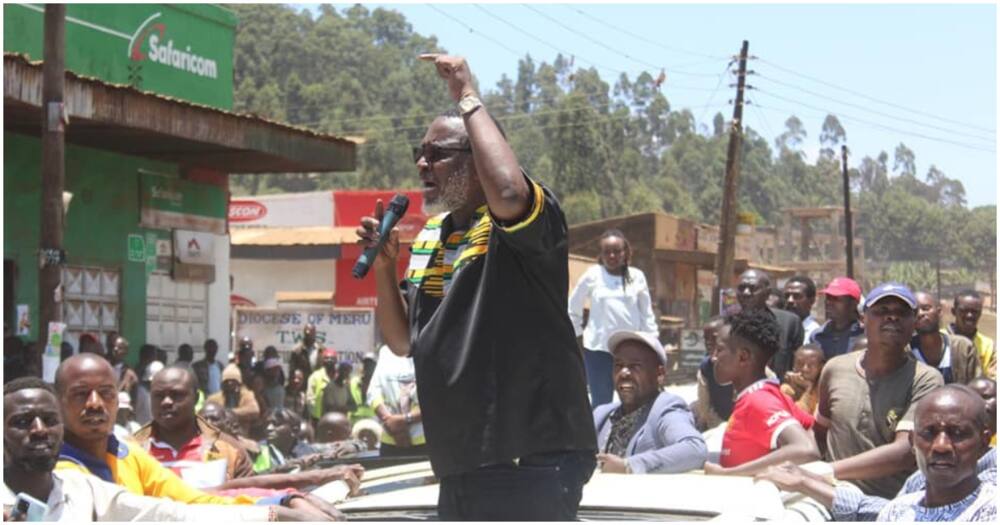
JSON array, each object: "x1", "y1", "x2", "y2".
[
  {"x1": 424, "y1": 117, "x2": 466, "y2": 142},
  {"x1": 61, "y1": 361, "x2": 116, "y2": 386},
  {"x1": 5, "y1": 389, "x2": 59, "y2": 413},
  {"x1": 919, "y1": 390, "x2": 980, "y2": 419},
  {"x1": 152, "y1": 370, "x2": 190, "y2": 389},
  {"x1": 957, "y1": 296, "x2": 983, "y2": 308}
]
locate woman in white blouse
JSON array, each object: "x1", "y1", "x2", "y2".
[{"x1": 569, "y1": 229, "x2": 659, "y2": 407}]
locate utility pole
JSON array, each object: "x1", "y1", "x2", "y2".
[
  {"x1": 39, "y1": 4, "x2": 67, "y2": 343},
  {"x1": 841, "y1": 145, "x2": 854, "y2": 279},
  {"x1": 712, "y1": 40, "x2": 749, "y2": 316}
]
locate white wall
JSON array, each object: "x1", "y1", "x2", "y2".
[
  {"x1": 230, "y1": 258, "x2": 336, "y2": 309},
  {"x1": 207, "y1": 233, "x2": 232, "y2": 352}
]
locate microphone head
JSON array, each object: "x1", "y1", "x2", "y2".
[{"x1": 388, "y1": 193, "x2": 410, "y2": 215}]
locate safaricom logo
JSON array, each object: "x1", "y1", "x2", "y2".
[{"x1": 128, "y1": 13, "x2": 218, "y2": 79}]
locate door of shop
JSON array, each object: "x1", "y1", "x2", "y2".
[{"x1": 146, "y1": 272, "x2": 208, "y2": 362}]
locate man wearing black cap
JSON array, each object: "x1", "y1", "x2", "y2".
[
  {"x1": 814, "y1": 282, "x2": 944, "y2": 498},
  {"x1": 593, "y1": 330, "x2": 706, "y2": 474}
]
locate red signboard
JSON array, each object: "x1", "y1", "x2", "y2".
[
  {"x1": 335, "y1": 244, "x2": 412, "y2": 308},
  {"x1": 332, "y1": 190, "x2": 427, "y2": 307},
  {"x1": 333, "y1": 190, "x2": 426, "y2": 242},
  {"x1": 228, "y1": 200, "x2": 268, "y2": 222}
]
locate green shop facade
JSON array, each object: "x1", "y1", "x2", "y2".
[{"x1": 4, "y1": 4, "x2": 355, "y2": 363}]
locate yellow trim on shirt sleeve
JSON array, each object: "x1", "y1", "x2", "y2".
[{"x1": 498, "y1": 181, "x2": 545, "y2": 234}]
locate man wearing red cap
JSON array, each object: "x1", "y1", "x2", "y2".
[
  {"x1": 811, "y1": 277, "x2": 865, "y2": 360},
  {"x1": 306, "y1": 348, "x2": 339, "y2": 423}
]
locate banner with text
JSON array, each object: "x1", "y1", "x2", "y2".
[{"x1": 233, "y1": 307, "x2": 375, "y2": 365}]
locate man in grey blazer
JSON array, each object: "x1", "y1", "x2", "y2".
[{"x1": 594, "y1": 330, "x2": 707, "y2": 474}]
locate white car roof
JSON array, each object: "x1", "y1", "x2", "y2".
[{"x1": 332, "y1": 461, "x2": 830, "y2": 521}]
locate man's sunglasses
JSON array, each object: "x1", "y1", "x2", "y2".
[{"x1": 412, "y1": 144, "x2": 471, "y2": 165}]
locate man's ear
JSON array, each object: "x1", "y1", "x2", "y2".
[
  {"x1": 656, "y1": 365, "x2": 667, "y2": 387},
  {"x1": 737, "y1": 346, "x2": 753, "y2": 367}
]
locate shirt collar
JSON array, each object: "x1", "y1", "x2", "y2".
[
  {"x1": 1, "y1": 473, "x2": 68, "y2": 514},
  {"x1": 443, "y1": 205, "x2": 489, "y2": 234},
  {"x1": 910, "y1": 331, "x2": 953, "y2": 369},
  {"x1": 735, "y1": 378, "x2": 779, "y2": 401},
  {"x1": 149, "y1": 433, "x2": 204, "y2": 458},
  {"x1": 58, "y1": 434, "x2": 128, "y2": 483}
]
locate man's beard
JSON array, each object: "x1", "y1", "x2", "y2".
[
  {"x1": 14, "y1": 453, "x2": 58, "y2": 473},
  {"x1": 916, "y1": 322, "x2": 940, "y2": 335},
  {"x1": 422, "y1": 163, "x2": 470, "y2": 216}
]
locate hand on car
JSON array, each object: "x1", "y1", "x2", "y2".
[
  {"x1": 596, "y1": 453, "x2": 629, "y2": 474},
  {"x1": 753, "y1": 461, "x2": 810, "y2": 492},
  {"x1": 702, "y1": 462, "x2": 730, "y2": 476}
]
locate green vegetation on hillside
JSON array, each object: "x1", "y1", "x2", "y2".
[{"x1": 229, "y1": 4, "x2": 995, "y2": 290}]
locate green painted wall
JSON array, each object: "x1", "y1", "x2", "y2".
[
  {"x1": 3, "y1": 3, "x2": 236, "y2": 109},
  {"x1": 4, "y1": 132, "x2": 177, "y2": 362}
]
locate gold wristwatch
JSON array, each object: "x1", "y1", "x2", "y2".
[{"x1": 458, "y1": 94, "x2": 482, "y2": 116}]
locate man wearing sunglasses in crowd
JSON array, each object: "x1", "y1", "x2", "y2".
[{"x1": 357, "y1": 54, "x2": 596, "y2": 521}]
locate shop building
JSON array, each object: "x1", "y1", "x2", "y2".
[{"x1": 4, "y1": 4, "x2": 354, "y2": 361}]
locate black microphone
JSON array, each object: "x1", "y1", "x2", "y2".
[{"x1": 353, "y1": 193, "x2": 410, "y2": 279}]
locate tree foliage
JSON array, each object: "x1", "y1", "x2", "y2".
[{"x1": 229, "y1": 4, "x2": 994, "y2": 286}]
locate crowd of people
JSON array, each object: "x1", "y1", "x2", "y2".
[
  {"x1": 4, "y1": 52, "x2": 997, "y2": 522},
  {"x1": 2, "y1": 320, "x2": 429, "y2": 521},
  {"x1": 608, "y1": 271, "x2": 997, "y2": 521}
]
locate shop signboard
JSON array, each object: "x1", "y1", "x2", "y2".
[
  {"x1": 139, "y1": 173, "x2": 226, "y2": 234},
  {"x1": 233, "y1": 307, "x2": 375, "y2": 366},
  {"x1": 228, "y1": 191, "x2": 333, "y2": 229},
  {"x1": 3, "y1": 4, "x2": 236, "y2": 109}
]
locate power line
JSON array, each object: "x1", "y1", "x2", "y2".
[
  {"x1": 425, "y1": 4, "x2": 522, "y2": 58},
  {"x1": 471, "y1": 4, "x2": 619, "y2": 77},
  {"x1": 753, "y1": 91, "x2": 996, "y2": 154},
  {"x1": 758, "y1": 57, "x2": 996, "y2": 136},
  {"x1": 358, "y1": 109, "x2": 637, "y2": 148},
  {"x1": 566, "y1": 6, "x2": 730, "y2": 63},
  {"x1": 755, "y1": 73, "x2": 995, "y2": 144},
  {"x1": 522, "y1": 4, "x2": 666, "y2": 75},
  {"x1": 696, "y1": 60, "x2": 737, "y2": 125},
  {"x1": 285, "y1": 75, "x2": 724, "y2": 130},
  {"x1": 301, "y1": 103, "x2": 624, "y2": 137},
  {"x1": 748, "y1": 99, "x2": 777, "y2": 143}
]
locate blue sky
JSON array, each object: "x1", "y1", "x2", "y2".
[{"x1": 300, "y1": 3, "x2": 997, "y2": 207}]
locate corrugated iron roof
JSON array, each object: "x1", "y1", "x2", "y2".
[
  {"x1": 275, "y1": 291, "x2": 335, "y2": 303},
  {"x1": 4, "y1": 53, "x2": 356, "y2": 173},
  {"x1": 230, "y1": 227, "x2": 360, "y2": 246}
]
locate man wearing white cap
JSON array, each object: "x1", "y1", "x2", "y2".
[
  {"x1": 593, "y1": 330, "x2": 706, "y2": 474},
  {"x1": 814, "y1": 282, "x2": 944, "y2": 498},
  {"x1": 113, "y1": 392, "x2": 141, "y2": 439}
]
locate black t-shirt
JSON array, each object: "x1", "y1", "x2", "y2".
[{"x1": 402, "y1": 178, "x2": 597, "y2": 477}]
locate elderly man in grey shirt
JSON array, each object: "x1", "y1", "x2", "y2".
[{"x1": 593, "y1": 330, "x2": 707, "y2": 474}]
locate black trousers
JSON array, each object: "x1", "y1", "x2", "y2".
[{"x1": 437, "y1": 450, "x2": 596, "y2": 521}]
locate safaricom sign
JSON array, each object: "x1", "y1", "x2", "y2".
[
  {"x1": 129, "y1": 13, "x2": 218, "y2": 80},
  {"x1": 147, "y1": 34, "x2": 218, "y2": 79}
]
